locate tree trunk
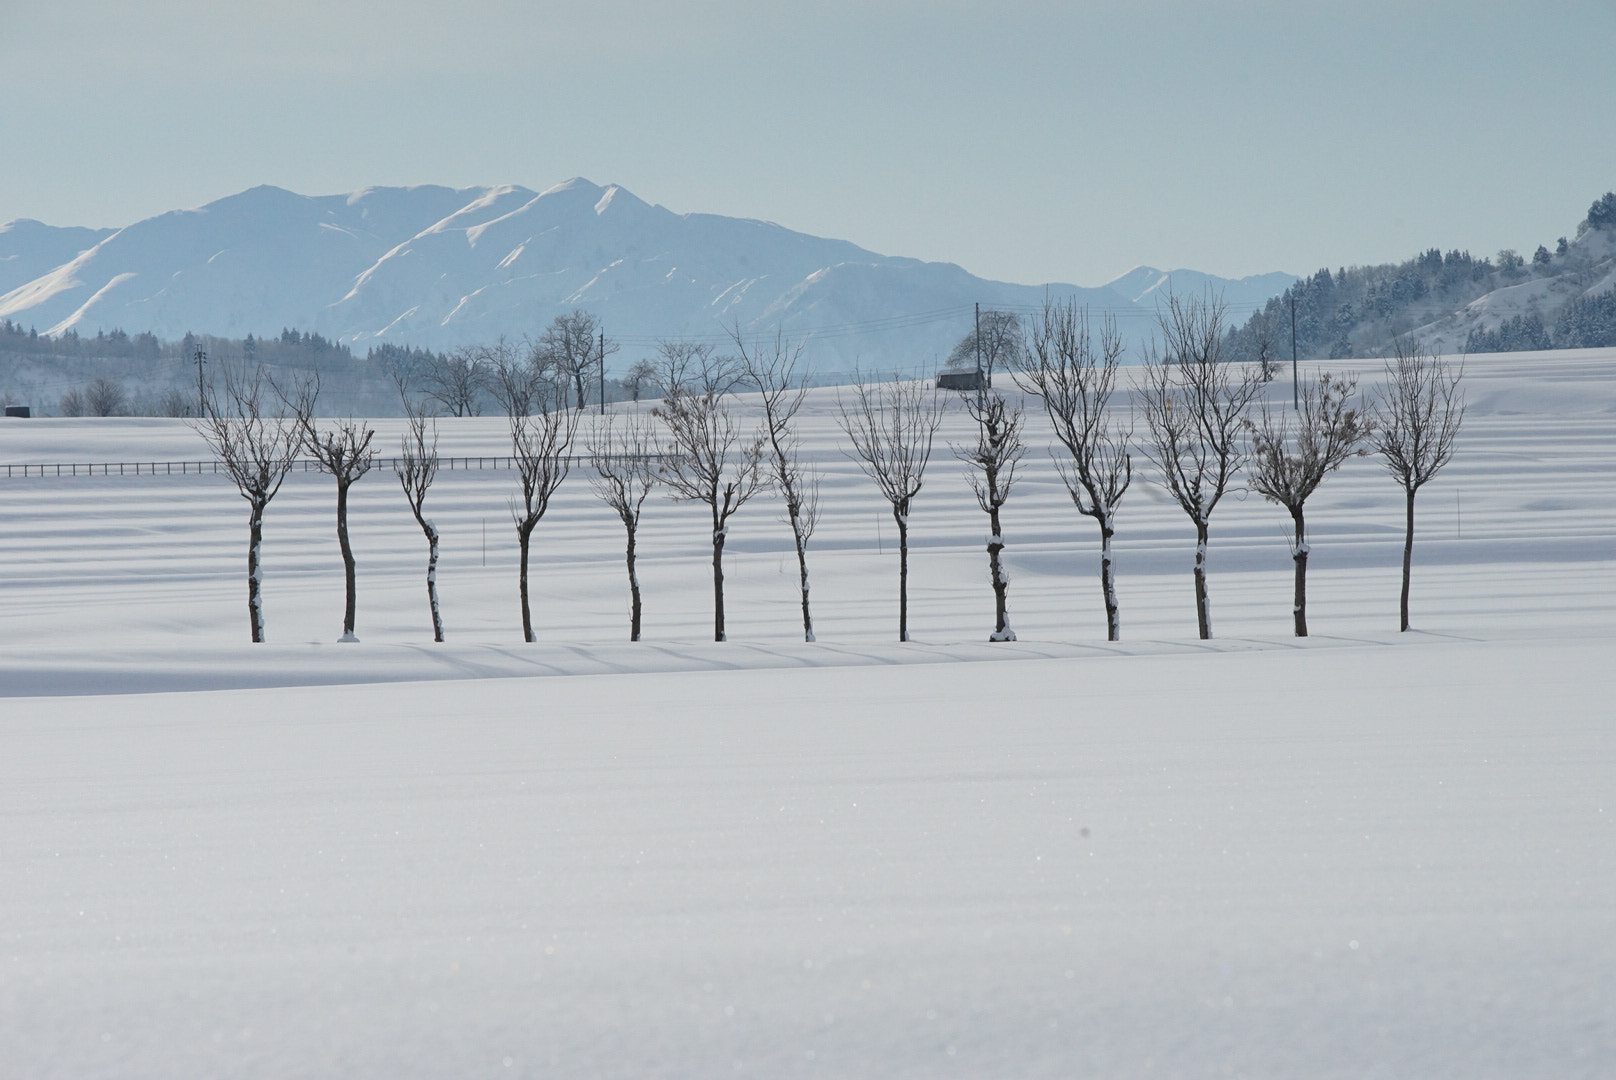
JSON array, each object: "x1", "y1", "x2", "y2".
[
  {"x1": 626, "y1": 526, "x2": 642, "y2": 641},
  {"x1": 247, "y1": 501, "x2": 266, "y2": 644},
  {"x1": 336, "y1": 476, "x2": 357, "y2": 640},
  {"x1": 987, "y1": 502, "x2": 1014, "y2": 641},
  {"x1": 895, "y1": 507, "x2": 910, "y2": 643},
  {"x1": 712, "y1": 524, "x2": 727, "y2": 642},
  {"x1": 1291, "y1": 504, "x2": 1308, "y2": 638},
  {"x1": 1099, "y1": 514, "x2": 1120, "y2": 642},
  {"x1": 792, "y1": 516, "x2": 813, "y2": 643},
  {"x1": 519, "y1": 523, "x2": 535, "y2": 643},
  {"x1": 1193, "y1": 519, "x2": 1212, "y2": 640},
  {"x1": 1400, "y1": 487, "x2": 1416, "y2": 632},
  {"x1": 425, "y1": 522, "x2": 443, "y2": 643}
]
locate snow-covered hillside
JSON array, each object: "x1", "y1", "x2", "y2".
[
  {"x1": 1416, "y1": 225, "x2": 1616, "y2": 353},
  {"x1": 0, "y1": 181, "x2": 1294, "y2": 380}
]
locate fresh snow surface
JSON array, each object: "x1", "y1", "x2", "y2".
[{"x1": 1, "y1": 351, "x2": 1614, "y2": 1077}]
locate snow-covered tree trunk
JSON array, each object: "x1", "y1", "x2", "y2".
[
  {"x1": 424, "y1": 520, "x2": 443, "y2": 643},
  {"x1": 793, "y1": 525, "x2": 814, "y2": 642},
  {"x1": 247, "y1": 500, "x2": 267, "y2": 644},
  {"x1": 1193, "y1": 519, "x2": 1212, "y2": 640},
  {"x1": 336, "y1": 476, "x2": 358, "y2": 640},
  {"x1": 987, "y1": 501, "x2": 1014, "y2": 641},
  {"x1": 711, "y1": 520, "x2": 727, "y2": 642},
  {"x1": 1291, "y1": 505, "x2": 1309, "y2": 638},
  {"x1": 626, "y1": 527, "x2": 642, "y2": 641},
  {"x1": 895, "y1": 508, "x2": 911, "y2": 642},
  {"x1": 1099, "y1": 514, "x2": 1120, "y2": 642},
  {"x1": 1400, "y1": 488, "x2": 1416, "y2": 633},
  {"x1": 519, "y1": 522, "x2": 536, "y2": 643}
]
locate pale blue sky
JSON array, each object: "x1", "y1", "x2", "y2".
[{"x1": 3, "y1": 0, "x2": 1613, "y2": 286}]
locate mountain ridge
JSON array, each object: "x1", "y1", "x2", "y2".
[{"x1": 0, "y1": 180, "x2": 1292, "y2": 378}]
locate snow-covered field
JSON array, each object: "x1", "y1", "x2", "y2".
[{"x1": 2, "y1": 351, "x2": 1613, "y2": 1077}]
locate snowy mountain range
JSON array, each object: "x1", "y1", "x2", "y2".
[{"x1": 0, "y1": 180, "x2": 1294, "y2": 378}]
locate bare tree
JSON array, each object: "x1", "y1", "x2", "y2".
[
  {"x1": 85, "y1": 377, "x2": 129, "y2": 417},
  {"x1": 621, "y1": 359, "x2": 659, "y2": 402},
  {"x1": 655, "y1": 339, "x2": 743, "y2": 399},
  {"x1": 953, "y1": 387, "x2": 1026, "y2": 641},
  {"x1": 1373, "y1": 339, "x2": 1465, "y2": 632},
  {"x1": 284, "y1": 375, "x2": 375, "y2": 642},
  {"x1": 423, "y1": 346, "x2": 490, "y2": 417},
  {"x1": 1139, "y1": 293, "x2": 1265, "y2": 640},
  {"x1": 193, "y1": 364, "x2": 301, "y2": 643},
  {"x1": 945, "y1": 309, "x2": 1023, "y2": 381},
  {"x1": 534, "y1": 310, "x2": 617, "y2": 411},
  {"x1": 587, "y1": 413, "x2": 661, "y2": 640},
  {"x1": 1252, "y1": 310, "x2": 1281, "y2": 384},
  {"x1": 654, "y1": 384, "x2": 764, "y2": 641},
  {"x1": 508, "y1": 402, "x2": 579, "y2": 643},
  {"x1": 736, "y1": 328, "x2": 821, "y2": 642},
  {"x1": 1247, "y1": 372, "x2": 1372, "y2": 637},
  {"x1": 1017, "y1": 300, "x2": 1133, "y2": 641},
  {"x1": 837, "y1": 376, "x2": 946, "y2": 641},
  {"x1": 486, "y1": 337, "x2": 556, "y2": 418},
  {"x1": 395, "y1": 404, "x2": 445, "y2": 642}
]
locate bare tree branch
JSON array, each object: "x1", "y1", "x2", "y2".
[
  {"x1": 192, "y1": 363, "x2": 300, "y2": 643},
  {"x1": 282, "y1": 372, "x2": 375, "y2": 641},
  {"x1": 587, "y1": 412, "x2": 661, "y2": 640},
  {"x1": 837, "y1": 375, "x2": 945, "y2": 641},
  {"x1": 508, "y1": 401, "x2": 579, "y2": 643},
  {"x1": 736, "y1": 327, "x2": 820, "y2": 642},
  {"x1": 396, "y1": 402, "x2": 445, "y2": 641},
  {"x1": 654, "y1": 384, "x2": 764, "y2": 641},
  {"x1": 1017, "y1": 298, "x2": 1133, "y2": 640},
  {"x1": 951, "y1": 387, "x2": 1025, "y2": 641},
  {"x1": 1373, "y1": 337, "x2": 1466, "y2": 631},
  {"x1": 1247, "y1": 372, "x2": 1372, "y2": 636},
  {"x1": 1138, "y1": 292, "x2": 1264, "y2": 640}
]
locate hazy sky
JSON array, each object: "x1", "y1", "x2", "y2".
[{"x1": 4, "y1": 0, "x2": 1613, "y2": 286}]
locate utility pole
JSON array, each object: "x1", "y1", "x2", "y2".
[
  {"x1": 194, "y1": 346, "x2": 207, "y2": 417},
  {"x1": 1289, "y1": 293, "x2": 1299, "y2": 411},
  {"x1": 974, "y1": 302, "x2": 983, "y2": 388},
  {"x1": 598, "y1": 329, "x2": 606, "y2": 416}
]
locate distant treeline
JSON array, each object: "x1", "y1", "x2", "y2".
[{"x1": 0, "y1": 322, "x2": 435, "y2": 416}]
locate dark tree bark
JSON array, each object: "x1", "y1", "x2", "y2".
[
  {"x1": 626, "y1": 528, "x2": 642, "y2": 641},
  {"x1": 1291, "y1": 506, "x2": 1309, "y2": 637},
  {"x1": 1193, "y1": 521, "x2": 1212, "y2": 641},
  {"x1": 1400, "y1": 489, "x2": 1416, "y2": 633},
  {"x1": 711, "y1": 511, "x2": 728, "y2": 642},
  {"x1": 247, "y1": 499, "x2": 267, "y2": 643},
  {"x1": 335, "y1": 476, "x2": 359, "y2": 638},
  {"x1": 894, "y1": 507, "x2": 912, "y2": 642}
]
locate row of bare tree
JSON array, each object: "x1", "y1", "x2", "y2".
[
  {"x1": 194, "y1": 297, "x2": 1462, "y2": 646},
  {"x1": 994, "y1": 294, "x2": 1463, "y2": 642}
]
